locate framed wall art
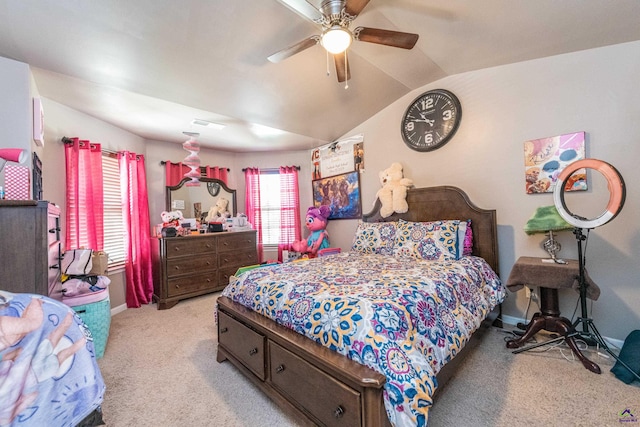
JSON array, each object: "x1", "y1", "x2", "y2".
[
  {"x1": 524, "y1": 131, "x2": 586, "y2": 194},
  {"x1": 312, "y1": 171, "x2": 361, "y2": 220}
]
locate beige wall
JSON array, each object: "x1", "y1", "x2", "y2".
[
  {"x1": 8, "y1": 40, "x2": 639, "y2": 341},
  {"x1": 325, "y1": 40, "x2": 640, "y2": 343}
]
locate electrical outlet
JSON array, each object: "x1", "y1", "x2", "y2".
[{"x1": 531, "y1": 290, "x2": 539, "y2": 302}]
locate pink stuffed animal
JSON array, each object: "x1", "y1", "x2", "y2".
[{"x1": 291, "y1": 206, "x2": 331, "y2": 257}]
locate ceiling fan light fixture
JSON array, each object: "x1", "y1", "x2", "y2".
[{"x1": 321, "y1": 26, "x2": 352, "y2": 54}]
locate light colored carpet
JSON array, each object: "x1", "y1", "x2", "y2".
[{"x1": 98, "y1": 293, "x2": 640, "y2": 426}]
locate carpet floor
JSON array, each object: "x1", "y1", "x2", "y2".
[{"x1": 97, "y1": 293, "x2": 640, "y2": 426}]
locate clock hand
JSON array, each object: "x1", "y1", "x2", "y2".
[{"x1": 417, "y1": 112, "x2": 435, "y2": 126}]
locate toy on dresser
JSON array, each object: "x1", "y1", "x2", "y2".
[
  {"x1": 205, "y1": 197, "x2": 231, "y2": 223},
  {"x1": 160, "y1": 210, "x2": 184, "y2": 237}
]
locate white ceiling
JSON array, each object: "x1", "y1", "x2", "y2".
[{"x1": 1, "y1": 0, "x2": 640, "y2": 152}]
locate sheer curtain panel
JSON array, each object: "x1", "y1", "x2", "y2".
[
  {"x1": 64, "y1": 137, "x2": 104, "y2": 250},
  {"x1": 119, "y1": 151, "x2": 154, "y2": 308},
  {"x1": 278, "y1": 166, "x2": 301, "y2": 261},
  {"x1": 244, "y1": 167, "x2": 263, "y2": 263}
]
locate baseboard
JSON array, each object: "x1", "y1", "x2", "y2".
[
  {"x1": 111, "y1": 303, "x2": 127, "y2": 316},
  {"x1": 500, "y1": 314, "x2": 624, "y2": 349}
]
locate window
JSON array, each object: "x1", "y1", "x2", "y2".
[
  {"x1": 245, "y1": 166, "x2": 300, "y2": 255},
  {"x1": 259, "y1": 172, "x2": 281, "y2": 245},
  {"x1": 102, "y1": 154, "x2": 126, "y2": 267}
]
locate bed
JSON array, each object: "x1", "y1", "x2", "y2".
[
  {"x1": 0, "y1": 291, "x2": 105, "y2": 427},
  {"x1": 216, "y1": 186, "x2": 505, "y2": 426}
]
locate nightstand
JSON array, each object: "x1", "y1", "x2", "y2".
[{"x1": 504, "y1": 256, "x2": 601, "y2": 373}]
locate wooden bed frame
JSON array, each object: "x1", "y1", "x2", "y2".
[{"x1": 216, "y1": 186, "x2": 500, "y2": 426}]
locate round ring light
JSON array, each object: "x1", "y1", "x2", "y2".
[{"x1": 553, "y1": 159, "x2": 625, "y2": 229}]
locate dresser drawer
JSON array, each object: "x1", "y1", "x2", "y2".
[
  {"x1": 166, "y1": 237, "x2": 216, "y2": 258},
  {"x1": 218, "y1": 251, "x2": 258, "y2": 270},
  {"x1": 217, "y1": 232, "x2": 256, "y2": 252},
  {"x1": 218, "y1": 311, "x2": 266, "y2": 380},
  {"x1": 166, "y1": 254, "x2": 216, "y2": 278},
  {"x1": 269, "y1": 342, "x2": 361, "y2": 427},
  {"x1": 166, "y1": 272, "x2": 217, "y2": 297}
]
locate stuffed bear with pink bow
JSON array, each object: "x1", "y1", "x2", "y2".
[{"x1": 291, "y1": 205, "x2": 331, "y2": 256}]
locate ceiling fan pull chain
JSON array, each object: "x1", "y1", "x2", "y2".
[
  {"x1": 344, "y1": 51, "x2": 349, "y2": 89},
  {"x1": 326, "y1": 50, "x2": 331, "y2": 76}
]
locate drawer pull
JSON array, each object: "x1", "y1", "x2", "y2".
[
  {"x1": 49, "y1": 264, "x2": 59, "y2": 270},
  {"x1": 49, "y1": 227, "x2": 60, "y2": 233},
  {"x1": 174, "y1": 266, "x2": 181, "y2": 270},
  {"x1": 206, "y1": 278, "x2": 211, "y2": 283},
  {"x1": 206, "y1": 261, "x2": 211, "y2": 265},
  {"x1": 223, "y1": 258, "x2": 229, "y2": 263},
  {"x1": 220, "y1": 327, "x2": 228, "y2": 334},
  {"x1": 174, "y1": 284, "x2": 180, "y2": 289},
  {"x1": 275, "y1": 364, "x2": 285, "y2": 373},
  {"x1": 249, "y1": 348, "x2": 258, "y2": 356},
  {"x1": 334, "y1": 406, "x2": 345, "y2": 419},
  {"x1": 223, "y1": 242, "x2": 229, "y2": 246},
  {"x1": 206, "y1": 243, "x2": 212, "y2": 248}
]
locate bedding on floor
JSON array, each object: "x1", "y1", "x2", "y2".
[
  {"x1": 0, "y1": 291, "x2": 105, "y2": 427},
  {"x1": 221, "y1": 251, "x2": 505, "y2": 426}
]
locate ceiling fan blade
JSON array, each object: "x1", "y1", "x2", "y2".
[
  {"x1": 334, "y1": 51, "x2": 351, "y2": 83},
  {"x1": 276, "y1": 0, "x2": 324, "y2": 22},
  {"x1": 268, "y1": 36, "x2": 320, "y2": 63},
  {"x1": 354, "y1": 27, "x2": 419, "y2": 49},
  {"x1": 345, "y1": 0, "x2": 371, "y2": 17}
]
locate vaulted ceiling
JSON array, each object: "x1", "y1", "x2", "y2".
[{"x1": 1, "y1": 0, "x2": 640, "y2": 152}]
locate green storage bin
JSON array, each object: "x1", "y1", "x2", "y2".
[{"x1": 72, "y1": 297, "x2": 111, "y2": 359}]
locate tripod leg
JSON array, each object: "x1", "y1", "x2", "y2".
[{"x1": 587, "y1": 322, "x2": 640, "y2": 382}]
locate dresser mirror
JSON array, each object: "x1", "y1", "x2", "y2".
[{"x1": 166, "y1": 178, "x2": 237, "y2": 222}]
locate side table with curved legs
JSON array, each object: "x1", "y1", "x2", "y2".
[{"x1": 505, "y1": 256, "x2": 602, "y2": 374}]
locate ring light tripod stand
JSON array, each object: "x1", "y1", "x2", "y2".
[{"x1": 514, "y1": 159, "x2": 640, "y2": 381}]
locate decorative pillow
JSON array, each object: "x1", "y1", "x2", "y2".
[
  {"x1": 394, "y1": 219, "x2": 460, "y2": 261},
  {"x1": 457, "y1": 219, "x2": 473, "y2": 258},
  {"x1": 351, "y1": 221, "x2": 397, "y2": 255}
]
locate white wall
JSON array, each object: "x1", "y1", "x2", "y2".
[{"x1": 325, "y1": 40, "x2": 640, "y2": 342}]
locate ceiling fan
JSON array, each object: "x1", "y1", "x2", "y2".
[{"x1": 269, "y1": 0, "x2": 419, "y2": 84}]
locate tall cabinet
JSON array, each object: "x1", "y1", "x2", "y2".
[{"x1": 0, "y1": 200, "x2": 63, "y2": 298}]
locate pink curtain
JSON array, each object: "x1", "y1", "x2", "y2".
[
  {"x1": 164, "y1": 162, "x2": 228, "y2": 186},
  {"x1": 244, "y1": 167, "x2": 263, "y2": 263},
  {"x1": 119, "y1": 151, "x2": 154, "y2": 308},
  {"x1": 64, "y1": 137, "x2": 104, "y2": 250},
  {"x1": 278, "y1": 166, "x2": 301, "y2": 261}
]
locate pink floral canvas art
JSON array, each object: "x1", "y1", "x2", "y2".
[{"x1": 524, "y1": 131, "x2": 586, "y2": 194}]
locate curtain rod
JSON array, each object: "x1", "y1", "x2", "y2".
[
  {"x1": 61, "y1": 136, "x2": 117, "y2": 155},
  {"x1": 160, "y1": 160, "x2": 230, "y2": 172},
  {"x1": 241, "y1": 166, "x2": 300, "y2": 172}
]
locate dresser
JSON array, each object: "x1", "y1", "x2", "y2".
[
  {"x1": 0, "y1": 200, "x2": 63, "y2": 298},
  {"x1": 151, "y1": 230, "x2": 258, "y2": 309}
]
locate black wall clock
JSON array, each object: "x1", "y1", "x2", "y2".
[{"x1": 400, "y1": 89, "x2": 462, "y2": 152}]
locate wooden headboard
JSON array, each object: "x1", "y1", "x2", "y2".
[{"x1": 362, "y1": 186, "x2": 499, "y2": 273}]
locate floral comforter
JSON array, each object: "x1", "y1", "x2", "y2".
[
  {"x1": 222, "y1": 252, "x2": 505, "y2": 427},
  {"x1": 0, "y1": 292, "x2": 105, "y2": 427}
]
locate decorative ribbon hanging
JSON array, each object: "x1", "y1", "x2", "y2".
[{"x1": 182, "y1": 132, "x2": 201, "y2": 186}]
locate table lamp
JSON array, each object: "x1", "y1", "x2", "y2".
[
  {"x1": 524, "y1": 205, "x2": 573, "y2": 263},
  {"x1": 0, "y1": 148, "x2": 28, "y2": 173}
]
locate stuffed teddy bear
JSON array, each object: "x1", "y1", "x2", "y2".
[
  {"x1": 205, "y1": 197, "x2": 231, "y2": 222},
  {"x1": 161, "y1": 210, "x2": 184, "y2": 228},
  {"x1": 291, "y1": 205, "x2": 331, "y2": 257},
  {"x1": 376, "y1": 162, "x2": 413, "y2": 218}
]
